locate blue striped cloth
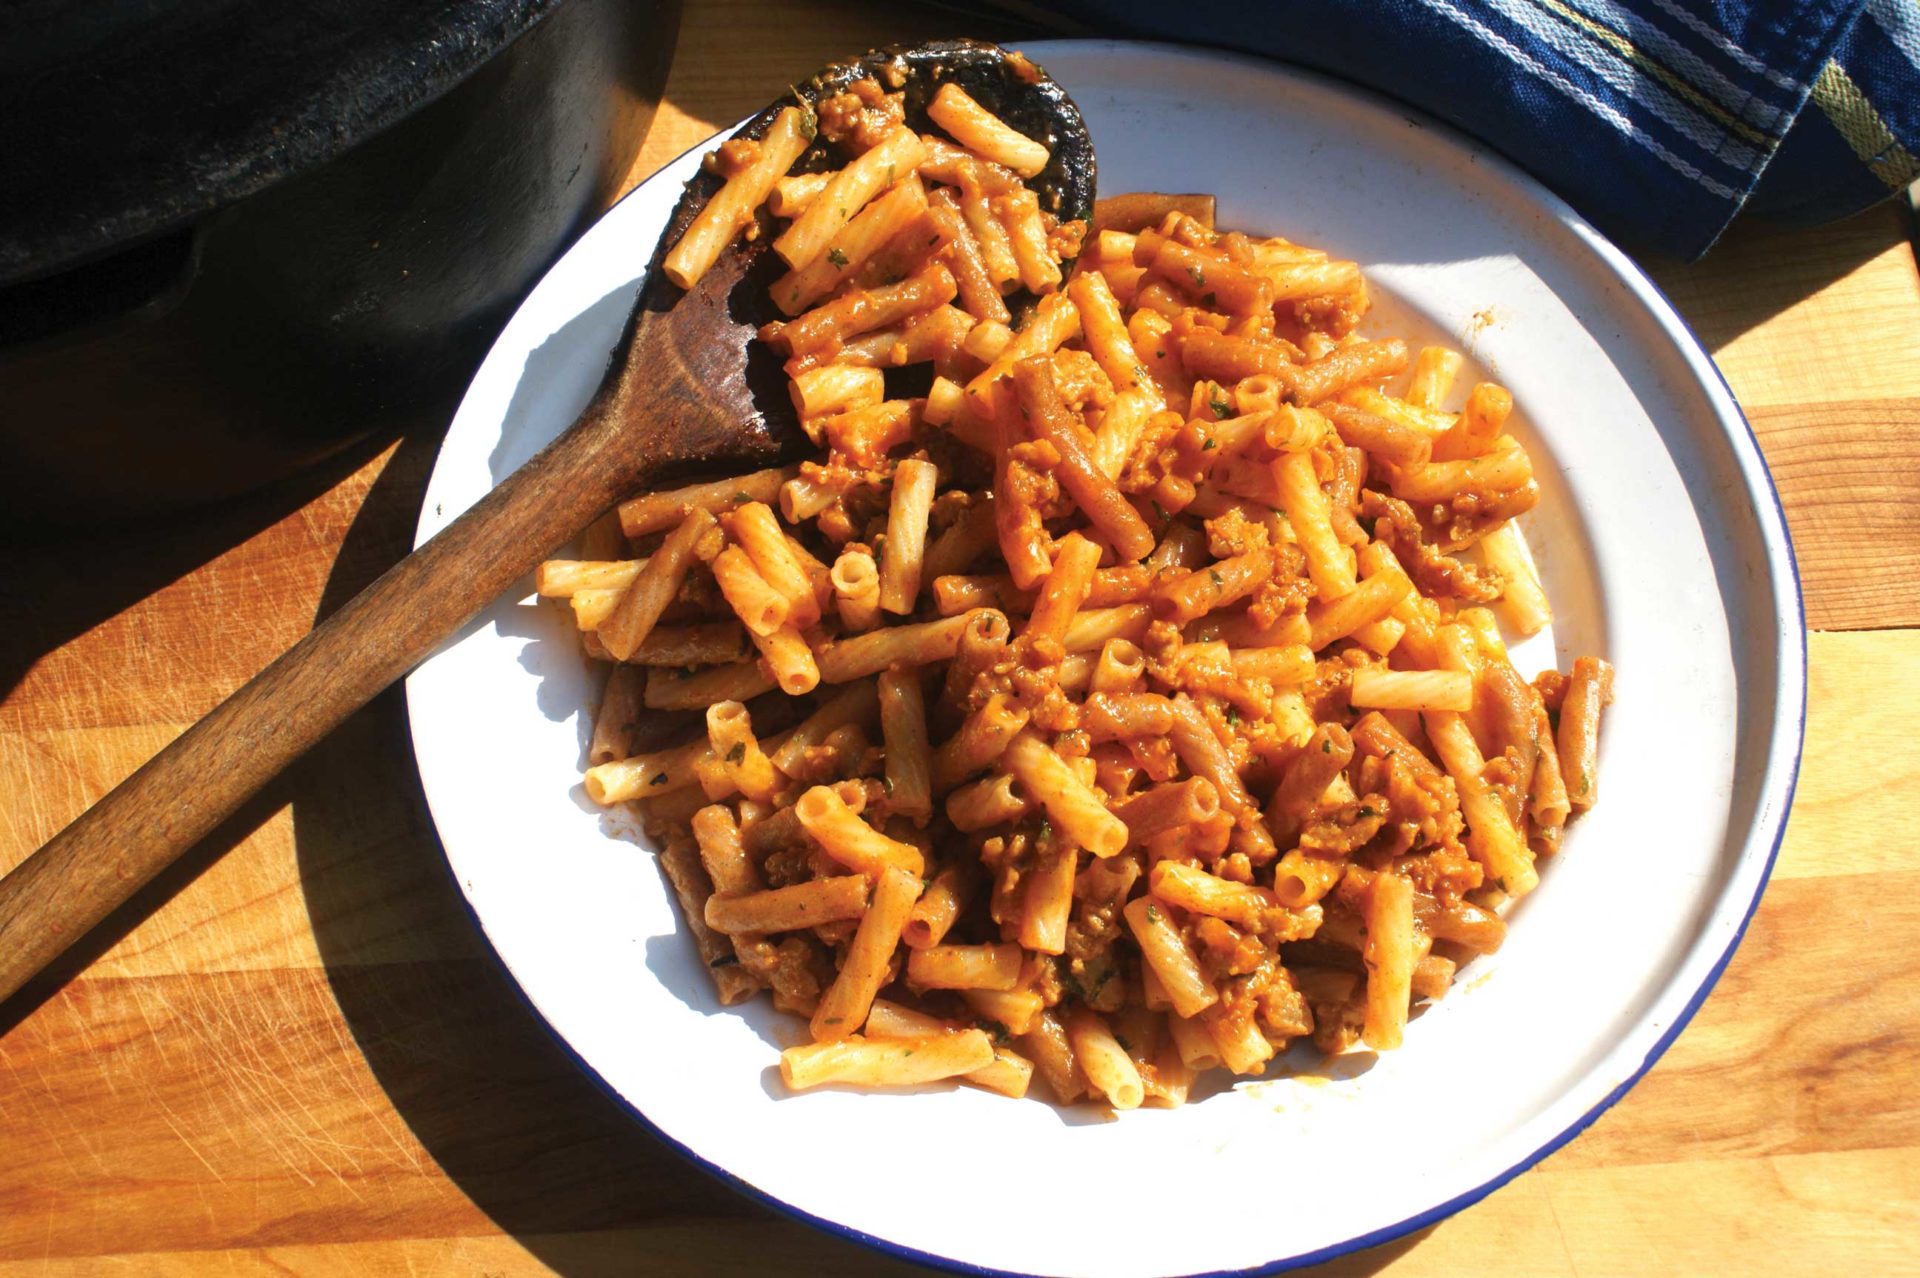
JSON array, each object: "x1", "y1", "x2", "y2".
[{"x1": 968, "y1": 0, "x2": 1920, "y2": 258}]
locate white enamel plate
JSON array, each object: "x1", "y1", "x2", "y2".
[{"x1": 407, "y1": 41, "x2": 1803, "y2": 1278}]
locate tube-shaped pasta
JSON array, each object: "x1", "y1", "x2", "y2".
[
  {"x1": 778, "y1": 263, "x2": 958, "y2": 361},
  {"x1": 710, "y1": 545, "x2": 790, "y2": 637},
  {"x1": 1019, "y1": 1008, "x2": 1090, "y2": 1104},
  {"x1": 704, "y1": 875, "x2": 871, "y2": 935},
  {"x1": 1230, "y1": 645, "x2": 1315, "y2": 686},
  {"x1": 773, "y1": 174, "x2": 929, "y2": 316},
  {"x1": 1114, "y1": 777, "x2": 1219, "y2": 842},
  {"x1": 1390, "y1": 443, "x2": 1533, "y2": 504},
  {"x1": 1362, "y1": 871, "x2": 1416, "y2": 1051},
  {"x1": 1272, "y1": 849, "x2": 1345, "y2": 909},
  {"x1": 1349, "y1": 667, "x2": 1473, "y2": 712},
  {"x1": 663, "y1": 106, "x2": 811, "y2": 290},
  {"x1": 691, "y1": 803, "x2": 758, "y2": 899},
  {"x1": 1021, "y1": 532, "x2": 1101, "y2": 663},
  {"x1": 877, "y1": 668, "x2": 933, "y2": 823},
  {"x1": 599, "y1": 508, "x2": 716, "y2": 661},
  {"x1": 1480, "y1": 520, "x2": 1553, "y2": 637},
  {"x1": 1426, "y1": 709, "x2": 1538, "y2": 897},
  {"x1": 780, "y1": 1030, "x2": 995, "y2": 1091},
  {"x1": 938, "y1": 607, "x2": 1012, "y2": 717},
  {"x1": 927, "y1": 82, "x2": 1050, "y2": 177},
  {"x1": 1323, "y1": 403, "x2": 1432, "y2": 470},
  {"x1": 1406, "y1": 346, "x2": 1463, "y2": 409},
  {"x1": 907, "y1": 942, "x2": 1023, "y2": 991},
  {"x1": 1019, "y1": 844, "x2": 1077, "y2": 955},
  {"x1": 1061, "y1": 604, "x2": 1152, "y2": 653},
  {"x1": 1001, "y1": 187, "x2": 1062, "y2": 293},
  {"x1": 589, "y1": 665, "x2": 643, "y2": 766},
  {"x1": 1149, "y1": 862, "x2": 1274, "y2": 932},
  {"x1": 863, "y1": 1000, "x2": 1034, "y2": 1097},
  {"x1": 537, "y1": 558, "x2": 641, "y2": 597},
  {"x1": 1068, "y1": 269, "x2": 1144, "y2": 398},
  {"x1": 768, "y1": 171, "x2": 830, "y2": 218},
  {"x1": 879, "y1": 458, "x2": 940, "y2": 614},
  {"x1": 945, "y1": 772, "x2": 1031, "y2": 831},
  {"x1": 1559, "y1": 656, "x2": 1614, "y2": 811},
  {"x1": 644, "y1": 662, "x2": 777, "y2": 711},
  {"x1": 790, "y1": 363, "x2": 885, "y2": 423},
  {"x1": 1305, "y1": 557, "x2": 1414, "y2": 650},
  {"x1": 1001, "y1": 732, "x2": 1127, "y2": 858},
  {"x1": 1063, "y1": 1007, "x2": 1144, "y2": 1110},
  {"x1": 767, "y1": 682, "x2": 879, "y2": 775},
  {"x1": 1168, "y1": 1011, "x2": 1222, "y2": 1072},
  {"x1": 904, "y1": 862, "x2": 978, "y2": 949},
  {"x1": 927, "y1": 188, "x2": 1011, "y2": 325},
  {"x1": 748, "y1": 622, "x2": 819, "y2": 696},
  {"x1": 1090, "y1": 637, "x2": 1147, "y2": 693},
  {"x1": 1291, "y1": 338, "x2": 1408, "y2": 405},
  {"x1": 937, "y1": 688, "x2": 1031, "y2": 785},
  {"x1": 1201, "y1": 1003, "x2": 1275, "y2": 1075},
  {"x1": 811, "y1": 866, "x2": 923, "y2": 1041},
  {"x1": 815, "y1": 609, "x2": 1001, "y2": 685},
  {"x1": 1153, "y1": 547, "x2": 1274, "y2": 624},
  {"x1": 1274, "y1": 452, "x2": 1357, "y2": 600},
  {"x1": 725, "y1": 502, "x2": 819, "y2": 626},
  {"x1": 795, "y1": 785, "x2": 926, "y2": 878},
  {"x1": 584, "y1": 737, "x2": 712, "y2": 805},
  {"x1": 1124, "y1": 896, "x2": 1216, "y2": 1018},
  {"x1": 617, "y1": 467, "x2": 797, "y2": 538},
  {"x1": 1164, "y1": 696, "x2": 1274, "y2": 861},
  {"x1": 705, "y1": 700, "x2": 780, "y2": 801},
  {"x1": 1082, "y1": 692, "x2": 1177, "y2": 744},
  {"x1": 773, "y1": 126, "x2": 928, "y2": 271},
  {"x1": 1013, "y1": 357, "x2": 1155, "y2": 561},
  {"x1": 830, "y1": 545, "x2": 882, "y2": 632},
  {"x1": 1432, "y1": 382, "x2": 1513, "y2": 461}
]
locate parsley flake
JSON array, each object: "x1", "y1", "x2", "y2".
[
  {"x1": 1209, "y1": 397, "x2": 1230, "y2": 417},
  {"x1": 826, "y1": 247, "x2": 849, "y2": 269},
  {"x1": 1186, "y1": 264, "x2": 1206, "y2": 287},
  {"x1": 1145, "y1": 903, "x2": 1163, "y2": 923},
  {"x1": 1209, "y1": 568, "x2": 1224, "y2": 588},
  {"x1": 1202, "y1": 437, "x2": 1218, "y2": 451},
  {"x1": 725, "y1": 742, "x2": 746, "y2": 764},
  {"x1": 648, "y1": 772, "x2": 670, "y2": 787}
]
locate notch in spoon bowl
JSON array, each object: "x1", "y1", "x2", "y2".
[{"x1": 615, "y1": 37, "x2": 1097, "y2": 483}]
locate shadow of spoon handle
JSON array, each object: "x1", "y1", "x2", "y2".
[{"x1": 0, "y1": 375, "x2": 656, "y2": 1007}]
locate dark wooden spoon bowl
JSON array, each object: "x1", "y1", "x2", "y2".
[{"x1": 0, "y1": 38, "x2": 1094, "y2": 1006}]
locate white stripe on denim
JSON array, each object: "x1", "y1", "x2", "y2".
[
  {"x1": 1643, "y1": 0, "x2": 1804, "y2": 92},
  {"x1": 1410, "y1": 0, "x2": 1743, "y2": 199},
  {"x1": 1561, "y1": 0, "x2": 1791, "y2": 131},
  {"x1": 1483, "y1": 0, "x2": 1767, "y2": 171},
  {"x1": 1866, "y1": 0, "x2": 1920, "y2": 72}
]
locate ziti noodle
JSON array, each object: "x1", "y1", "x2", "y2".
[{"x1": 547, "y1": 75, "x2": 1613, "y2": 1107}]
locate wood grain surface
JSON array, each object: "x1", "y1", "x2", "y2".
[{"x1": 5, "y1": 2, "x2": 1919, "y2": 1274}]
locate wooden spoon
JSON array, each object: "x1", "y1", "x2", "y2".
[{"x1": 0, "y1": 38, "x2": 1095, "y2": 1006}]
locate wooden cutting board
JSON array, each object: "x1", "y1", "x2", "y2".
[{"x1": 3, "y1": 2, "x2": 1919, "y2": 1273}]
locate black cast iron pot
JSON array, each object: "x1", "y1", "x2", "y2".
[{"x1": 0, "y1": 0, "x2": 679, "y2": 527}]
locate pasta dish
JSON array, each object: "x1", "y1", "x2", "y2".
[{"x1": 535, "y1": 71, "x2": 1614, "y2": 1108}]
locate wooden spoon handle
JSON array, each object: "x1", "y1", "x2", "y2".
[{"x1": 0, "y1": 389, "x2": 652, "y2": 1005}]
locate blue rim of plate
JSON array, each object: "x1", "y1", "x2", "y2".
[{"x1": 410, "y1": 38, "x2": 1807, "y2": 1278}]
